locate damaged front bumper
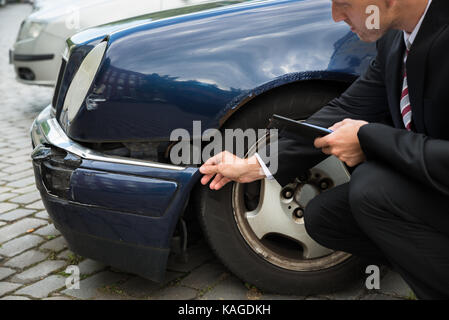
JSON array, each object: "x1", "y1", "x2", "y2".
[{"x1": 30, "y1": 105, "x2": 200, "y2": 282}]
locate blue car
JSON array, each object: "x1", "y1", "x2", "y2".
[{"x1": 30, "y1": 0, "x2": 377, "y2": 295}]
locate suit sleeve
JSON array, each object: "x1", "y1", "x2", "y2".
[
  {"x1": 263, "y1": 43, "x2": 392, "y2": 187},
  {"x1": 358, "y1": 123, "x2": 449, "y2": 196}
]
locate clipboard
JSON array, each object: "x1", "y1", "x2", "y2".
[{"x1": 268, "y1": 114, "x2": 333, "y2": 140}]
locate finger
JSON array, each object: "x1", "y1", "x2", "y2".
[
  {"x1": 321, "y1": 147, "x2": 333, "y2": 155},
  {"x1": 314, "y1": 137, "x2": 329, "y2": 149},
  {"x1": 214, "y1": 177, "x2": 232, "y2": 190},
  {"x1": 199, "y1": 164, "x2": 219, "y2": 175},
  {"x1": 201, "y1": 173, "x2": 215, "y2": 185},
  {"x1": 329, "y1": 121, "x2": 345, "y2": 131},
  {"x1": 203, "y1": 152, "x2": 223, "y2": 166},
  {"x1": 209, "y1": 173, "x2": 224, "y2": 189}
]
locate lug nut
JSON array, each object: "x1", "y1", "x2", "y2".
[
  {"x1": 293, "y1": 208, "x2": 304, "y2": 219},
  {"x1": 319, "y1": 180, "x2": 330, "y2": 190},
  {"x1": 282, "y1": 189, "x2": 294, "y2": 199}
]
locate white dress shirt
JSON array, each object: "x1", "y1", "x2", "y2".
[{"x1": 255, "y1": 0, "x2": 432, "y2": 180}]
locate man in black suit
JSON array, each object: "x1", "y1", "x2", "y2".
[{"x1": 199, "y1": 0, "x2": 449, "y2": 299}]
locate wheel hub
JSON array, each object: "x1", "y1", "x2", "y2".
[{"x1": 232, "y1": 135, "x2": 353, "y2": 272}]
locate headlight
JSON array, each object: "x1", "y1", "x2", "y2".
[
  {"x1": 17, "y1": 21, "x2": 46, "y2": 41},
  {"x1": 61, "y1": 41, "x2": 107, "y2": 124}
]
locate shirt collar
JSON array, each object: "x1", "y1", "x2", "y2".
[{"x1": 404, "y1": 0, "x2": 432, "y2": 49}]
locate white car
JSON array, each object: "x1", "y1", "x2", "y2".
[
  {"x1": 10, "y1": 0, "x2": 221, "y2": 86},
  {"x1": 30, "y1": 0, "x2": 75, "y2": 12}
]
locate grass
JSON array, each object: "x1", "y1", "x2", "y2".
[{"x1": 67, "y1": 253, "x2": 83, "y2": 265}]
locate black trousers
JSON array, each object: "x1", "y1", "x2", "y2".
[{"x1": 303, "y1": 161, "x2": 449, "y2": 299}]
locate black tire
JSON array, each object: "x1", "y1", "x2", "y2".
[{"x1": 196, "y1": 81, "x2": 367, "y2": 295}]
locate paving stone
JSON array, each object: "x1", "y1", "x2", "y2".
[
  {"x1": 15, "y1": 275, "x2": 66, "y2": 298},
  {"x1": 0, "y1": 282, "x2": 22, "y2": 296},
  {"x1": 0, "y1": 193, "x2": 18, "y2": 201},
  {"x1": 0, "y1": 235, "x2": 45, "y2": 257},
  {"x1": 379, "y1": 271, "x2": 415, "y2": 299},
  {"x1": 9, "y1": 191, "x2": 42, "y2": 205},
  {"x1": 13, "y1": 184, "x2": 37, "y2": 194},
  {"x1": 62, "y1": 271, "x2": 127, "y2": 300},
  {"x1": 13, "y1": 260, "x2": 67, "y2": 283},
  {"x1": 167, "y1": 243, "x2": 215, "y2": 273},
  {"x1": 43, "y1": 296, "x2": 73, "y2": 300},
  {"x1": 4, "y1": 250, "x2": 48, "y2": 269},
  {"x1": 152, "y1": 285, "x2": 198, "y2": 300},
  {"x1": 35, "y1": 210, "x2": 49, "y2": 220},
  {"x1": 25, "y1": 200, "x2": 45, "y2": 210},
  {"x1": 0, "y1": 202, "x2": 19, "y2": 214},
  {"x1": 116, "y1": 277, "x2": 163, "y2": 298},
  {"x1": 34, "y1": 223, "x2": 60, "y2": 237},
  {"x1": 77, "y1": 259, "x2": 107, "y2": 276},
  {"x1": 2, "y1": 157, "x2": 31, "y2": 166},
  {"x1": 40, "y1": 236, "x2": 67, "y2": 252},
  {"x1": 1, "y1": 162, "x2": 32, "y2": 174},
  {"x1": 57, "y1": 249, "x2": 73, "y2": 260},
  {"x1": 0, "y1": 267, "x2": 16, "y2": 281},
  {"x1": 261, "y1": 293, "x2": 305, "y2": 300},
  {"x1": 6, "y1": 148, "x2": 32, "y2": 158},
  {"x1": 0, "y1": 218, "x2": 47, "y2": 243},
  {"x1": 0, "y1": 295, "x2": 31, "y2": 300},
  {"x1": 0, "y1": 208, "x2": 35, "y2": 221},
  {"x1": 93, "y1": 291, "x2": 136, "y2": 300},
  {"x1": 115, "y1": 271, "x2": 183, "y2": 299},
  {"x1": 0, "y1": 148, "x2": 17, "y2": 156},
  {"x1": 4, "y1": 173, "x2": 35, "y2": 186},
  {"x1": 361, "y1": 293, "x2": 404, "y2": 300},
  {"x1": 0, "y1": 187, "x2": 13, "y2": 194},
  {"x1": 180, "y1": 261, "x2": 228, "y2": 290},
  {"x1": 318, "y1": 281, "x2": 366, "y2": 300},
  {"x1": 199, "y1": 274, "x2": 250, "y2": 300}
]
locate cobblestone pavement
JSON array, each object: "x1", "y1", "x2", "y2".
[{"x1": 0, "y1": 3, "x2": 415, "y2": 300}]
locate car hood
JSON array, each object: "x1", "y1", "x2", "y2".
[
  {"x1": 56, "y1": 0, "x2": 376, "y2": 144},
  {"x1": 68, "y1": 0, "x2": 251, "y2": 47},
  {"x1": 32, "y1": 0, "x2": 238, "y2": 39}
]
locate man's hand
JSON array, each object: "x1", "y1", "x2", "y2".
[
  {"x1": 199, "y1": 151, "x2": 266, "y2": 190},
  {"x1": 314, "y1": 119, "x2": 369, "y2": 167}
]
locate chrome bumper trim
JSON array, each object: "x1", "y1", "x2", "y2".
[{"x1": 31, "y1": 105, "x2": 184, "y2": 171}]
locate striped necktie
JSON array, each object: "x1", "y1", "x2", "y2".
[{"x1": 400, "y1": 40, "x2": 412, "y2": 131}]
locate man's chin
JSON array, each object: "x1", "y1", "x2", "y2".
[{"x1": 354, "y1": 30, "x2": 381, "y2": 43}]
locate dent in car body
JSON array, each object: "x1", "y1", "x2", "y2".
[{"x1": 32, "y1": 139, "x2": 200, "y2": 281}]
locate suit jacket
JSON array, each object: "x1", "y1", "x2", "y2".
[{"x1": 272, "y1": 0, "x2": 449, "y2": 197}]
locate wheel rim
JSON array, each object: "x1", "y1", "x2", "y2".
[{"x1": 232, "y1": 133, "x2": 352, "y2": 272}]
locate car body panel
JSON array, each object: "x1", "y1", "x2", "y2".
[
  {"x1": 31, "y1": 106, "x2": 200, "y2": 281},
  {"x1": 62, "y1": 0, "x2": 376, "y2": 142},
  {"x1": 70, "y1": 169, "x2": 178, "y2": 217}
]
